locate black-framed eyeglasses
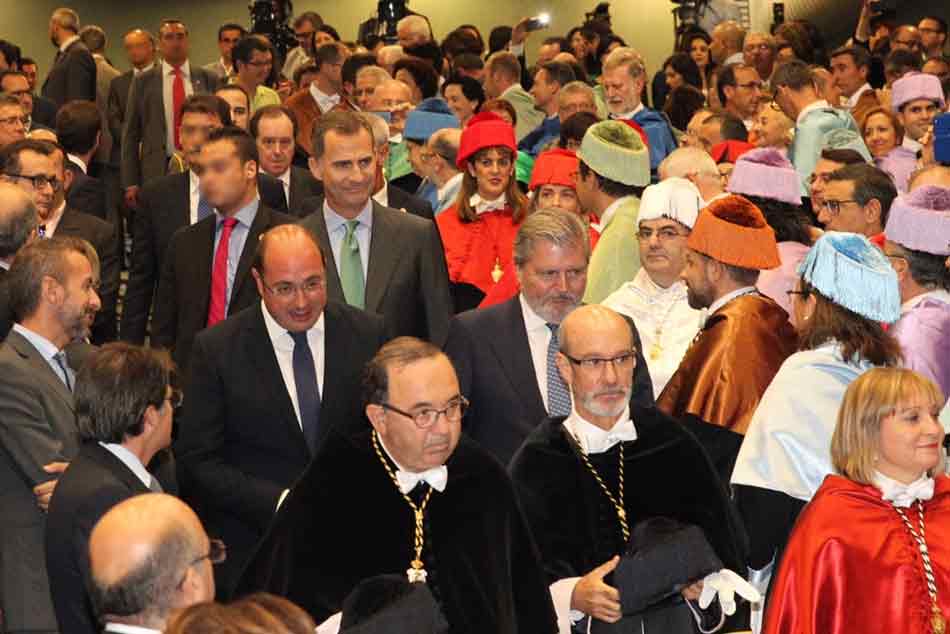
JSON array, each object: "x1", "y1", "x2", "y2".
[
  {"x1": 260, "y1": 277, "x2": 326, "y2": 298},
  {"x1": 177, "y1": 539, "x2": 226, "y2": 588},
  {"x1": 167, "y1": 388, "x2": 184, "y2": 410},
  {"x1": 562, "y1": 351, "x2": 637, "y2": 372},
  {"x1": 380, "y1": 396, "x2": 469, "y2": 429},
  {"x1": 786, "y1": 290, "x2": 811, "y2": 299},
  {"x1": 4, "y1": 172, "x2": 61, "y2": 191},
  {"x1": 636, "y1": 227, "x2": 688, "y2": 241},
  {"x1": 819, "y1": 199, "x2": 861, "y2": 216}
]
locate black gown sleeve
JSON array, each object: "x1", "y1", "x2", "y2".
[{"x1": 734, "y1": 484, "x2": 807, "y2": 570}]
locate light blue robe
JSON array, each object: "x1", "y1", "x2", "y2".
[{"x1": 790, "y1": 107, "x2": 862, "y2": 196}]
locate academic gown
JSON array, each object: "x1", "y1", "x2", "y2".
[
  {"x1": 657, "y1": 294, "x2": 797, "y2": 434},
  {"x1": 893, "y1": 291, "x2": 950, "y2": 399},
  {"x1": 790, "y1": 107, "x2": 862, "y2": 196},
  {"x1": 764, "y1": 475, "x2": 950, "y2": 634},
  {"x1": 436, "y1": 206, "x2": 521, "y2": 313},
  {"x1": 876, "y1": 145, "x2": 917, "y2": 193},
  {"x1": 509, "y1": 405, "x2": 748, "y2": 633},
  {"x1": 235, "y1": 428, "x2": 558, "y2": 634}
]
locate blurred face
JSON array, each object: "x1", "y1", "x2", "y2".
[
  {"x1": 517, "y1": 240, "x2": 587, "y2": 324},
  {"x1": 710, "y1": 30, "x2": 727, "y2": 64},
  {"x1": 239, "y1": 49, "x2": 273, "y2": 89},
  {"x1": 752, "y1": 104, "x2": 792, "y2": 148},
  {"x1": 664, "y1": 65, "x2": 684, "y2": 90},
  {"x1": 56, "y1": 251, "x2": 101, "y2": 342},
  {"x1": 253, "y1": 236, "x2": 327, "y2": 332},
  {"x1": 682, "y1": 110, "x2": 712, "y2": 150},
  {"x1": 558, "y1": 91, "x2": 597, "y2": 123},
  {"x1": 375, "y1": 82, "x2": 412, "y2": 133},
  {"x1": 919, "y1": 19, "x2": 947, "y2": 53},
  {"x1": 443, "y1": 84, "x2": 477, "y2": 124},
  {"x1": 466, "y1": 148, "x2": 513, "y2": 200},
  {"x1": 743, "y1": 34, "x2": 774, "y2": 75},
  {"x1": 530, "y1": 68, "x2": 560, "y2": 112},
  {"x1": 315, "y1": 30, "x2": 337, "y2": 48},
  {"x1": 321, "y1": 56, "x2": 344, "y2": 93},
  {"x1": 727, "y1": 67, "x2": 763, "y2": 118},
  {"x1": 294, "y1": 19, "x2": 316, "y2": 54},
  {"x1": 217, "y1": 28, "x2": 243, "y2": 62},
  {"x1": 891, "y1": 27, "x2": 922, "y2": 53},
  {"x1": 21, "y1": 63, "x2": 37, "y2": 91},
  {"x1": 809, "y1": 158, "x2": 844, "y2": 210},
  {"x1": 536, "y1": 184, "x2": 580, "y2": 214},
  {"x1": 775, "y1": 45, "x2": 797, "y2": 65},
  {"x1": 0, "y1": 76, "x2": 32, "y2": 117},
  {"x1": 394, "y1": 69, "x2": 422, "y2": 105},
  {"x1": 699, "y1": 118, "x2": 724, "y2": 149},
  {"x1": 159, "y1": 22, "x2": 189, "y2": 66},
  {"x1": 637, "y1": 218, "x2": 690, "y2": 285},
  {"x1": 0, "y1": 103, "x2": 26, "y2": 147},
  {"x1": 537, "y1": 42, "x2": 561, "y2": 64},
  {"x1": 256, "y1": 113, "x2": 294, "y2": 177},
  {"x1": 877, "y1": 395, "x2": 944, "y2": 484},
  {"x1": 123, "y1": 31, "x2": 155, "y2": 68},
  {"x1": 863, "y1": 112, "x2": 899, "y2": 158},
  {"x1": 831, "y1": 53, "x2": 867, "y2": 98},
  {"x1": 355, "y1": 73, "x2": 382, "y2": 111},
  {"x1": 923, "y1": 57, "x2": 950, "y2": 83},
  {"x1": 898, "y1": 99, "x2": 939, "y2": 142},
  {"x1": 7, "y1": 149, "x2": 57, "y2": 219},
  {"x1": 681, "y1": 249, "x2": 716, "y2": 309},
  {"x1": 369, "y1": 354, "x2": 462, "y2": 472},
  {"x1": 406, "y1": 140, "x2": 429, "y2": 178},
  {"x1": 198, "y1": 139, "x2": 256, "y2": 212},
  {"x1": 571, "y1": 32, "x2": 588, "y2": 59},
  {"x1": 690, "y1": 38, "x2": 710, "y2": 68},
  {"x1": 216, "y1": 89, "x2": 249, "y2": 130},
  {"x1": 179, "y1": 111, "x2": 222, "y2": 167},
  {"x1": 813, "y1": 67, "x2": 841, "y2": 107},
  {"x1": 602, "y1": 64, "x2": 643, "y2": 115},
  {"x1": 311, "y1": 128, "x2": 376, "y2": 216}
]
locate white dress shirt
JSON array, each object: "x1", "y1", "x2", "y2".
[
  {"x1": 707, "y1": 285, "x2": 758, "y2": 318},
  {"x1": 40, "y1": 201, "x2": 67, "y2": 237},
  {"x1": 309, "y1": 83, "x2": 341, "y2": 114},
  {"x1": 902, "y1": 135, "x2": 924, "y2": 154},
  {"x1": 795, "y1": 99, "x2": 831, "y2": 127},
  {"x1": 610, "y1": 102, "x2": 645, "y2": 121},
  {"x1": 58, "y1": 35, "x2": 80, "y2": 53},
  {"x1": 67, "y1": 154, "x2": 87, "y2": 174},
  {"x1": 99, "y1": 442, "x2": 153, "y2": 489},
  {"x1": 845, "y1": 83, "x2": 872, "y2": 109},
  {"x1": 372, "y1": 183, "x2": 389, "y2": 207},
  {"x1": 261, "y1": 300, "x2": 325, "y2": 427},
  {"x1": 323, "y1": 199, "x2": 373, "y2": 279},
  {"x1": 189, "y1": 170, "x2": 201, "y2": 225},
  {"x1": 437, "y1": 172, "x2": 463, "y2": 205},
  {"x1": 104, "y1": 624, "x2": 161, "y2": 634},
  {"x1": 519, "y1": 293, "x2": 556, "y2": 412},
  {"x1": 161, "y1": 60, "x2": 194, "y2": 155}
]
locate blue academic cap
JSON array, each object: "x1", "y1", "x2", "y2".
[{"x1": 404, "y1": 110, "x2": 460, "y2": 143}]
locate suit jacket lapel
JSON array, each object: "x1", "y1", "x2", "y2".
[
  {"x1": 189, "y1": 217, "x2": 217, "y2": 319},
  {"x1": 364, "y1": 202, "x2": 403, "y2": 312},
  {"x1": 316, "y1": 303, "x2": 347, "y2": 450},
  {"x1": 87, "y1": 444, "x2": 152, "y2": 494},
  {"x1": 230, "y1": 206, "x2": 270, "y2": 305},
  {"x1": 6, "y1": 330, "x2": 74, "y2": 410},
  {"x1": 488, "y1": 297, "x2": 546, "y2": 417},
  {"x1": 303, "y1": 209, "x2": 343, "y2": 301},
  {"x1": 174, "y1": 172, "x2": 191, "y2": 227}
]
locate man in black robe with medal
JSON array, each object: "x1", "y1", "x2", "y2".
[
  {"x1": 236, "y1": 337, "x2": 558, "y2": 634},
  {"x1": 509, "y1": 305, "x2": 748, "y2": 633}
]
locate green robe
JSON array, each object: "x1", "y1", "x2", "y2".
[{"x1": 583, "y1": 196, "x2": 641, "y2": 304}]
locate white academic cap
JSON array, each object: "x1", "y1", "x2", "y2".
[{"x1": 638, "y1": 177, "x2": 704, "y2": 229}]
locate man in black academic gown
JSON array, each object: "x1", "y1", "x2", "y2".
[
  {"x1": 237, "y1": 337, "x2": 558, "y2": 634},
  {"x1": 509, "y1": 305, "x2": 748, "y2": 633}
]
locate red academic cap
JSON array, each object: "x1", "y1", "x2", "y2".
[
  {"x1": 456, "y1": 112, "x2": 517, "y2": 169},
  {"x1": 529, "y1": 148, "x2": 579, "y2": 191}
]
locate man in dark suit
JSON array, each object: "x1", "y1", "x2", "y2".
[
  {"x1": 57, "y1": 100, "x2": 108, "y2": 221},
  {"x1": 121, "y1": 96, "x2": 286, "y2": 345},
  {"x1": 121, "y1": 19, "x2": 221, "y2": 211},
  {"x1": 178, "y1": 224, "x2": 387, "y2": 598},
  {"x1": 41, "y1": 8, "x2": 97, "y2": 109},
  {"x1": 299, "y1": 111, "x2": 452, "y2": 344},
  {"x1": 152, "y1": 127, "x2": 294, "y2": 371},
  {"x1": 46, "y1": 344, "x2": 177, "y2": 634},
  {"x1": 250, "y1": 105, "x2": 323, "y2": 216},
  {"x1": 444, "y1": 209, "x2": 653, "y2": 465},
  {"x1": 0, "y1": 237, "x2": 101, "y2": 634},
  {"x1": 0, "y1": 139, "x2": 119, "y2": 343},
  {"x1": 0, "y1": 183, "x2": 38, "y2": 339}
]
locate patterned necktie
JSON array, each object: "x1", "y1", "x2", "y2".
[
  {"x1": 339, "y1": 220, "x2": 365, "y2": 309},
  {"x1": 196, "y1": 194, "x2": 213, "y2": 222},
  {"x1": 289, "y1": 331, "x2": 321, "y2": 454},
  {"x1": 546, "y1": 323, "x2": 572, "y2": 416},
  {"x1": 171, "y1": 65, "x2": 185, "y2": 150},
  {"x1": 207, "y1": 217, "x2": 238, "y2": 327},
  {"x1": 52, "y1": 351, "x2": 72, "y2": 392}
]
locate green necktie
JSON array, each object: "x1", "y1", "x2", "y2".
[{"x1": 340, "y1": 219, "x2": 365, "y2": 309}]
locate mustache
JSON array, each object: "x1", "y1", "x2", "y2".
[{"x1": 424, "y1": 433, "x2": 450, "y2": 449}]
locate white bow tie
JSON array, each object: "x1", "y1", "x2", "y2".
[
  {"x1": 584, "y1": 419, "x2": 638, "y2": 455},
  {"x1": 874, "y1": 471, "x2": 935, "y2": 508},
  {"x1": 395, "y1": 466, "x2": 448, "y2": 494},
  {"x1": 469, "y1": 194, "x2": 507, "y2": 214}
]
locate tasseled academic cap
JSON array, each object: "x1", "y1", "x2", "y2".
[
  {"x1": 339, "y1": 574, "x2": 449, "y2": 634},
  {"x1": 797, "y1": 231, "x2": 901, "y2": 323},
  {"x1": 687, "y1": 194, "x2": 781, "y2": 269},
  {"x1": 821, "y1": 128, "x2": 872, "y2": 163},
  {"x1": 885, "y1": 185, "x2": 950, "y2": 256},
  {"x1": 455, "y1": 111, "x2": 517, "y2": 169},
  {"x1": 576, "y1": 120, "x2": 650, "y2": 187},
  {"x1": 638, "y1": 177, "x2": 704, "y2": 229},
  {"x1": 726, "y1": 147, "x2": 802, "y2": 205},
  {"x1": 528, "y1": 148, "x2": 578, "y2": 191}
]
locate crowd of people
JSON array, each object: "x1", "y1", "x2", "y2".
[{"x1": 0, "y1": 2, "x2": 948, "y2": 633}]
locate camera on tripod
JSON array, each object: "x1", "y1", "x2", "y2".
[{"x1": 248, "y1": 0, "x2": 297, "y2": 62}]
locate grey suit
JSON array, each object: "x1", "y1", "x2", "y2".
[
  {"x1": 120, "y1": 64, "x2": 221, "y2": 189},
  {"x1": 202, "y1": 59, "x2": 233, "y2": 81},
  {"x1": 298, "y1": 200, "x2": 452, "y2": 344},
  {"x1": 92, "y1": 55, "x2": 121, "y2": 167},
  {"x1": 0, "y1": 329, "x2": 83, "y2": 634}
]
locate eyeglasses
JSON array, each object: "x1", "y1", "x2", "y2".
[
  {"x1": 819, "y1": 199, "x2": 860, "y2": 216},
  {"x1": 166, "y1": 388, "x2": 185, "y2": 410},
  {"x1": 562, "y1": 351, "x2": 637, "y2": 373},
  {"x1": 4, "y1": 172, "x2": 61, "y2": 191},
  {"x1": 260, "y1": 277, "x2": 326, "y2": 298},
  {"x1": 245, "y1": 59, "x2": 273, "y2": 68},
  {"x1": 380, "y1": 396, "x2": 469, "y2": 429},
  {"x1": 0, "y1": 115, "x2": 28, "y2": 127},
  {"x1": 177, "y1": 539, "x2": 226, "y2": 588},
  {"x1": 786, "y1": 289, "x2": 811, "y2": 299},
  {"x1": 893, "y1": 39, "x2": 920, "y2": 48},
  {"x1": 636, "y1": 227, "x2": 688, "y2": 241}
]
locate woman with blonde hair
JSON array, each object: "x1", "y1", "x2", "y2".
[
  {"x1": 165, "y1": 593, "x2": 316, "y2": 634},
  {"x1": 764, "y1": 368, "x2": 950, "y2": 634}
]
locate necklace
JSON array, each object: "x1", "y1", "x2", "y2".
[
  {"x1": 372, "y1": 431, "x2": 434, "y2": 583},
  {"x1": 570, "y1": 434, "x2": 630, "y2": 543},
  {"x1": 893, "y1": 500, "x2": 946, "y2": 634},
  {"x1": 649, "y1": 297, "x2": 680, "y2": 361}
]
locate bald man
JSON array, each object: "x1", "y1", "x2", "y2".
[
  {"x1": 711, "y1": 20, "x2": 746, "y2": 66},
  {"x1": 88, "y1": 494, "x2": 216, "y2": 633},
  {"x1": 509, "y1": 305, "x2": 747, "y2": 632},
  {"x1": 374, "y1": 79, "x2": 419, "y2": 191}
]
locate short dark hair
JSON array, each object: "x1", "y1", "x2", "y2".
[
  {"x1": 404, "y1": 41, "x2": 444, "y2": 78},
  {"x1": 342, "y1": 54, "x2": 377, "y2": 86},
  {"x1": 55, "y1": 100, "x2": 101, "y2": 155},
  {"x1": 217, "y1": 23, "x2": 246, "y2": 41},
  {"x1": 537, "y1": 61, "x2": 576, "y2": 88},
  {"x1": 19, "y1": 56, "x2": 35, "y2": 69},
  {"x1": 180, "y1": 94, "x2": 232, "y2": 127},
  {"x1": 885, "y1": 48, "x2": 923, "y2": 77},
  {"x1": 0, "y1": 138, "x2": 57, "y2": 177},
  {"x1": 215, "y1": 84, "x2": 250, "y2": 110},
  {"x1": 79, "y1": 25, "x2": 107, "y2": 54},
  {"x1": 361, "y1": 337, "x2": 445, "y2": 407},
  {"x1": 441, "y1": 30, "x2": 482, "y2": 60},
  {"x1": 716, "y1": 63, "x2": 741, "y2": 106},
  {"x1": 894, "y1": 242, "x2": 950, "y2": 290},
  {"x1": 232, "y1": 35, "x2": 272, "y2": 71},
  {"x1": 663, "y1": 85, "x2": 707, "y2": 131},
  {"x1": 543, "y1": 36, "x2": 570, "y2": 51},
  {"x1": 723, "y1": 262, "x2": 761, "y2": 286},
  {"x1": 393, "y1": 57, "x2": 440, "y2": 100},
  {"x1": 819, "y1": 147, "x2": 867, "y2": 165},
  {"x1": 441, "y1": 74, "x2": 485, "y2": 111},
  {"x1": 0, "y1": 186, "x2": 37, "y2": 259},
  {"x1": 770, "y1": 59, "x2": 815, "y2": 91},
  {"x1": 922, "y1": 15, "x2": 948, "y2": 35},
  {"x1": 311, "y1": 111, "x2": 374, "y2": 161},
  {"x1": 293, "y1": 63, "x2": 320, "y2": 87},
  {"x1": 827, "y1": 163, "x2": 898, "y2": 225},
  {"x1": 293, "y1": 11, "x2": 323, "y2": 30},
  {"x1": 76, "y1": 343, "x2": 176, "y2": 444},
  {"x1": 7, "y1": 236, "x2": 92, "y2": 321},
  {"x1": 744, "y1": 195, "x2": 813, "y2": 244},
  {"x1": 317, "y1": 24, "x2": 341, "y2": 42},
  {"x1": 578, "y1": 160, "x2": 642, "y2": 199},
  {"x1": 666, "y1": 52, "x2": 703, "y2": 92},
  {"x1": 451, "y1": 53, "x2": 483, "y2": 73},
  {"x1": 703, "y1": 112, "x2": 749, "y2": 142},
  {"x1": 830, "y1": 46, "x2": 871, "y2": 70},
  {"x1": 314, "y1": 42, "x2": 344, "y2": 71},
  {"x1": 0, "y1": 40, "x2": 22, "y2": 70},
  {"x1": 559, "y1": 111, "x2": 600, "y2": 149},
  {"x1": 205, "y1": 126, "x2": 258, "y2": 166},
  {"x1": 249, "y1": 105, "x2": 298, "y2": 141}
]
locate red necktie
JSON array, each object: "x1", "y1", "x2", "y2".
[
  {"x1": 172, "y1": 65, "x2": 185, "y2": 150},
  {"x1": 207, "y1": 217, "x2": 238, "y2": 327}
]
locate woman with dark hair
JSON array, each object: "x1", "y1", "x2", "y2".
[
  {"x1": 487, "y1": 26, "x2": 513, "y2": 57},
  {"x1": 315, "y1": 24, "x2": 341, "y2": 46},
  {"x1": 663, "y1": 85, "x2": 706, "y2": 132},
  {"x1": 558, "y1": 111, "x2": 600, "y2": 151},
  {"x1": 773, "y1": 22, "x2": 813, "y2": 64},
  {"x1": 442, "y1": 74, "x2": 485, "y2": 125},
  {"x1": 456, "y1": 24, "x2": 486, "y2": 56},
  {"x1": 393, "y1": 56, "x2": 439, "y2": 103},
  {"x1": 663, "y1": 52, "x2": 703, "y2": 91},
  {"x1": 682, "y1": 30, "x2": 716, "y2": 100}
]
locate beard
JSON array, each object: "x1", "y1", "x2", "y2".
[
  {"x1": 579, "y1": 385, "x2": 632, "y2": 420},
  {"x1": 529, "y1": 291, "x2": 582, "y2": 324},
  {"x1": 58, "y1": 300, "x2": 95, "y2": 342},
  {"x1": 686, "y1": 283, "x2": 713, "y2": 310}
]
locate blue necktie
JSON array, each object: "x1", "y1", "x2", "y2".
[
  {"x1": 290, "y1": 331, "x2": 321, "y2": 454},
  {"x1": 546, "y1": 323, "x2": 572, "y2": 416},
  {"x1": 197, "y1": 194, "x2": 213, "y2": 222}
]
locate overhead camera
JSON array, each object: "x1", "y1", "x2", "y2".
[
  {"x1": 671, "y1": 0, "x2": 709, "y2": 42},
  {"x1": 377, "y1": 0, "x2": 410, "y2": 41},
  {"x1": 249, "y1": 0, "x2": 297, "y2": 62},
  {"x1": 585, "y1": 2, "x2": 612, "y2": 26}
]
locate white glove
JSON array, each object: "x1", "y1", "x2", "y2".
[{"x1": 698, "y1": 569, "x2": 762, "y2": 616}]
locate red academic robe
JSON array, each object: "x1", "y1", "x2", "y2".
[
  {"x1": 656, "y1": 293, "x2": 797, "y2": 433},
  {"x1": 436, "y1": 206, "x2": 521, "y2": 298},
  {"x1": 765, "y1": 474, "x2": 950, "y2": 634}
]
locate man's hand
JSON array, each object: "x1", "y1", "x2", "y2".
[
  {"x1": 571, "y1": 556, "x2": 622, "y2": 623},
  {"x1": 511, "y1": 17, "x2": 532, "y2": 47},
  {"x1": 124, "y1": 186, "x2": 141, "y2": 211},
  {"x1": 681, "y1": 579, "x2": 704, "y2": 601},
  {"x1": 33, "y1": 461, "x2": 69, "y2": 511}
]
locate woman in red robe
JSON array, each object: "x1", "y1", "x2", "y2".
[
  {"x1": 436, "y1": 112, "x2": 529, "y2": 313},
  {"x1": 764, "y1": 367, "x2": 950, "y2": 634}
]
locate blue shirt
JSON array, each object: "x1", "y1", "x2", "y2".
[
  {"x1": 323, "y1": 199, "x2": 373, "y2": 279},
  {"x1": 212, "y1": 197, "x2": 259, "y2": 312},
  {"x1": 517, "y1": 115, "x2": 561, "y2": 157},
  {"x1": 12, "y1": 323, "x2": 73, "y2": 389}
]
